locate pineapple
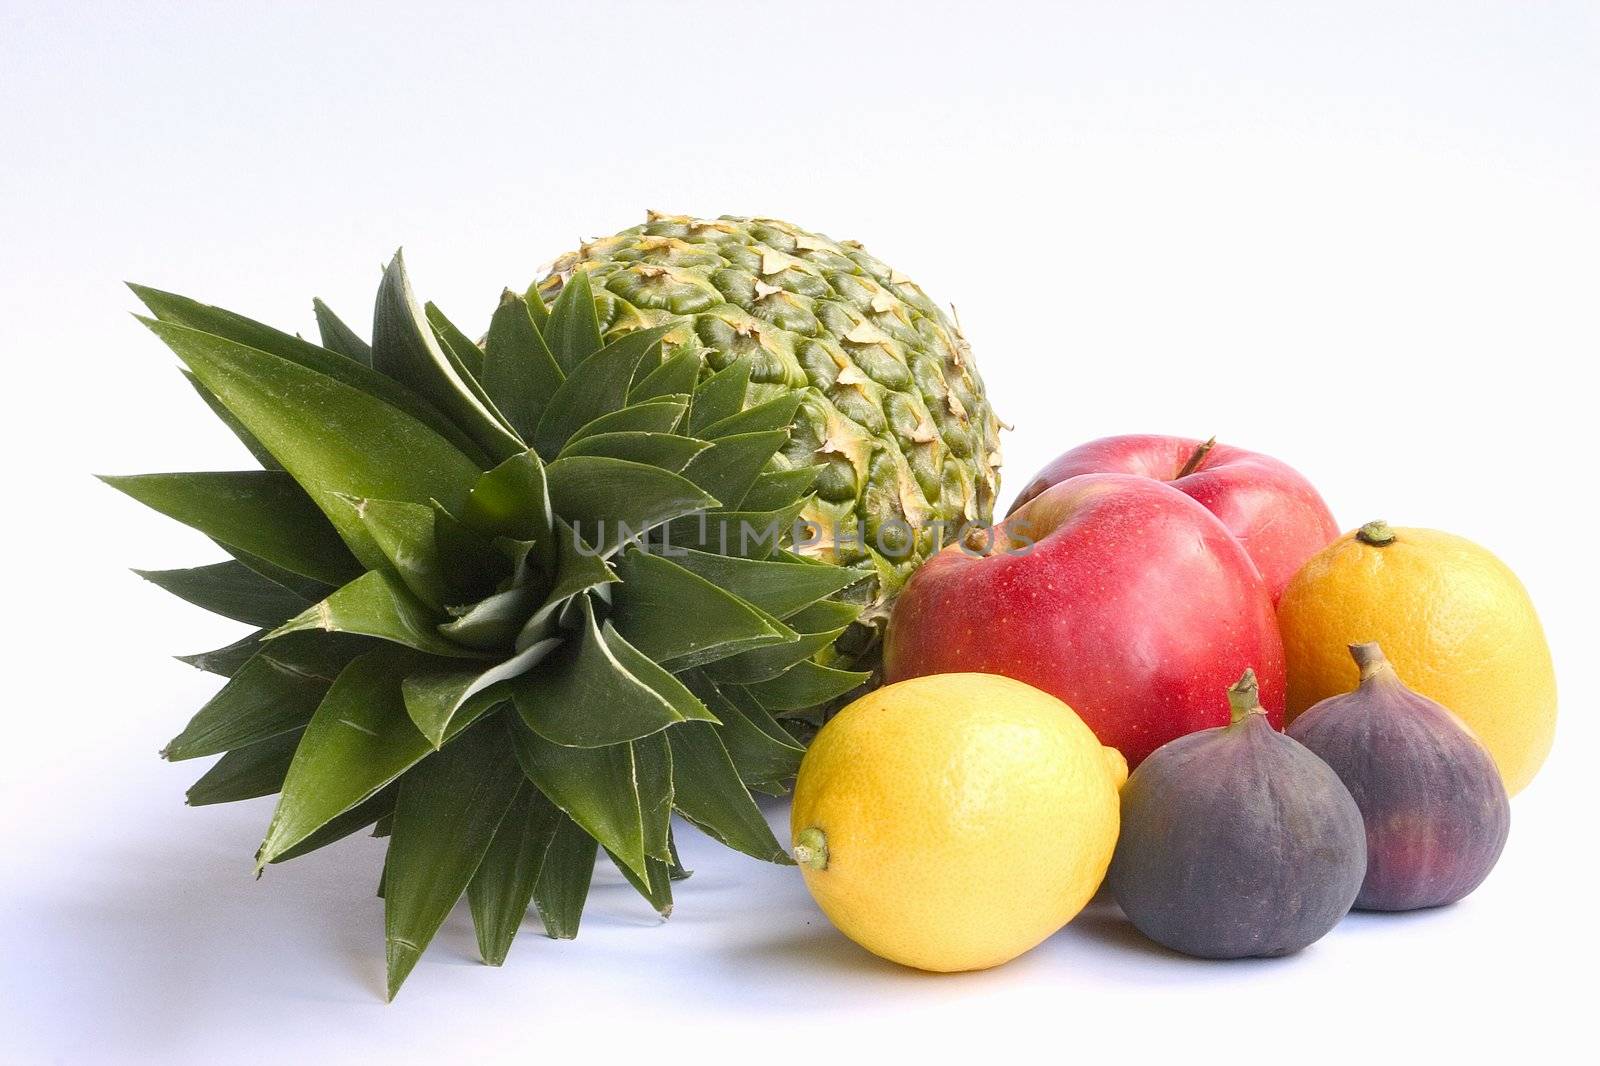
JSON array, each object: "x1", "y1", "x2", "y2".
[{"x1": 105, "y1": 214, "x2": 1002, "y2": 997}]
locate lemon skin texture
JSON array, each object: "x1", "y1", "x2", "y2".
[
  {"x1": 1279, "y1": 524, "x2": 1556, "y2": 795},
  {"x1": 790, "y1": 673, "x2": 1125, "y2": 972}
]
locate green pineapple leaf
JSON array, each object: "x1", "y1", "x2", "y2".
[
  {"x1": 327, "y1": 495, "x2": 450, "y2": 611},
  {"x1": 745, "y1": 659, "x2": 871, "y2": 711},
  {"x1": 134, "y1": 560, "x2": 314, "y2": 629},
  {"x1": 687, "y1": 356, "x2": 753, "y2": 433},
  {"x1": 542, "y1": 270, "x2": 603, "y2": 373},
  {"x1": 371, "y1": 252, "x2": 522, "y2": 463},
  {"x1": 533, "y1": 325, "x2": 673, "y2": 457},
  {"x1": 666, "y1": 548, "x2": 866, "y2": 619},
  {"x1": 436, "y1": 585, "x2": 540, "y2": 652},
  {"x1": 431, "y1": 501, "x2": 510, "y2": 601},
  {"x1": 400, "y1": 637, "x2": 559, "y2": 748},
  {"x1": 462, "y1": 450, "x2": 555, "y2": 572},
  {"x1": 680, "y1": 429, "x2": 791, "y2": 511},
  {"x1": 132, "y1": 284, "x2": 484, "y2": 461},
  {"x1": 468, "y1": 782, "x2": 564, "y2": 965},
  {"x1": 162, "y1": 639, "x2": 362, "y2": 761},
  {"x1": 427, "y1": 302, "x2": 528, "y2": 443},
  {"x1": 685, "y1": 676, "x2": 805, "y2": 787},
  {"x1": 702, "y1": 599, "x2": 862, "y2": 684},
  {"x1": 513, "y1": 597, "x2": 699, "y2": 747},
  {"x1": 702, "y1": 392, "x2": 806, "y2": 438},
  {"x1": 221, "y1": 545, "x2": 337, "y2": 601},
  {"x1": 557, "y1": 431, "x2": 709, "y2": 472},
  {"x1": 143, "y1": 317, "x2": 484, "y2": 571},
  {"x1": 544, "y1": 455, "x2": 718, "y2": 556},
  {"x1": 311, "y1": 298, "x2": 372, "y2": 365},
  {"x1": 531, "y1": 812, "x2": 598, "y2": 940},
  {"x1": 180, "y1": 368, "x2": 282, "y2": 470},
  {"x1": 268, "y1": 785, "x2": 398, "y2": 864},
  {"x1": 130, "y1": 285, "x2": 346, "y2": 370},
  {"x1": 384, "y1": 718, "x2": 523, "y2": 999},
  {"x1": 739, "y1": 466, "x2": 822, "y2": 512},
  {"x1": 255, "y1": 649, "x2": 493, "y2": 867},
  {"x1": 521, "y1": 283, "x2": 550, "y2": 329},
  {"x1": 667, "y1": 834, "x2": 693, "y2": 881},
  {"x1": 664, "y1": 498, "x2": 809, "y2": 559},
  {"x1": 519, "y1": 519, "x2": 618, "y2": 627},
  {"x1": 607, "y1": 549, "x2": 793, "y2": 667},
  {"x1": 482, "y1": 289, "x2": 563, "y2": 442},
  {"x1": 423, "y1": 301, "x2": 486, "y2": 379},
  {"x1": 103, "y1": 470, "x2": 360, "y2": 587},
  {"x1": 629, "y1": 345, "x2": 701, "y2": 402},
  {"x1": 606, "y1": 850, "x2": 674, "y2": 918},
  {"x1": 598, "y1": 620, "x2": 720, "y2": 725},
  {"x1": 185, "y1": 729, "x2": 303, "y2": 806},
  {"x1": 177, "y1": 629, "x2": 269, "y2": 678},
  {"x1": 568, "y1": 397, "x2": 689, "y2": 440},
  {"x1": 270, "y1": 570, "x2": 487, "y2": 660},
  {"x1": 509, "y1": 717, "x2": 670, "y2": 880},
  {"x1": 666, "y1": 722, "x2": 789, "y2": 864}
]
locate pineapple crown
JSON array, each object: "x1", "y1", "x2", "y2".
[{"x1": 104, "y1": 251, "x2": 873, "y2": 998}]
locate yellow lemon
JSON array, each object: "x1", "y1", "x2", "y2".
[
  {"x1": 790, "y1": 673, "x2": 1126, "y2": 972},
  {"x1": 1278, "y1": 521, "x2": 1556, "y2": 794}
]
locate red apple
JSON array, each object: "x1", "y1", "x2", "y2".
[
  {"x1": 1009, "y1": 435, "x2": 1338, "y2": 602},
  {"x1": 884, "y1": 473, "x2": 1286, "y2": 766}
]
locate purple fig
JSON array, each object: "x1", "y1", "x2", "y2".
[
  {"x1": 1288, "y1": 642, "x2": 1510, "y2": 911},
  {"x1": 1107, "y1": 669, "x2": 1367, "y2": 959}
]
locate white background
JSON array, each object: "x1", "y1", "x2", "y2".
[{"x1": 3, "y1": 2, "x2": 1597, "y2": 1062}]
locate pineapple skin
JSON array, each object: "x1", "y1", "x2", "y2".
[{"x1": 535, "y1": 213, "x2": 1004, "y2": 630}]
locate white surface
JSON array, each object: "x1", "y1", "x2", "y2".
[{"x1": 3, "y1": 2, "x2": 1597, "y2": 1062}]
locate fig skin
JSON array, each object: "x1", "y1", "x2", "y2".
[
  {"x1": 1107, "y1": 670, "x2": 1367, "y2": 959},
  {"x1": 1288, "y1": 642, "x2": 1511, "y2": 912}
]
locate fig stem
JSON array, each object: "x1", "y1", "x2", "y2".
[
  {"x1": 1356, "y1": 520, "x2": 1397, "y2": 547},
  {"x1": 792, "y1": 826, "x2": 829, "y2": 870},
  {"x1": 1349, "y1": 642, "x2": 1397, "y2": 682},
  {"x1": 1227, "y1": 668, "x2": 1264, "y2": 724},
  {"x1": 1175, "y1": 436, "x2": 1217, "y2": 479}
]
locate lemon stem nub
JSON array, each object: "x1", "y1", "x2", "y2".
[
  {"x1": 1227, "y1": 669, "x2": 1264, "y2": 725},
  {"x1": 793, "y1": 827, "x2": 829, "y2": 870}
]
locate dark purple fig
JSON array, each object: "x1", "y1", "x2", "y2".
[
  {"x1": 1287, "y1": 642, "x2": 1510, "y2": 911},
  {"x1": 1107, "y1": 669, "x2": 1366, "y2": 959}
]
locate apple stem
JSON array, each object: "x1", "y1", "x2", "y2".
[
  {"x1": 1226, "y1": 668, "x2": 1264, "y2": 725},
  {"x1": 1356, "y1": 520, "x2": 1397, "y2": 547},
  {"x1": 1175, "y1": 436, "x2": 1217, "y2": 479},
  {"x1": 963, "y1": 525, "x2": 991, "y2": 554}
]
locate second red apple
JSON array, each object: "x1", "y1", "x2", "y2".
[
  {"x1": 1009, "y1": 434, "x2": 1338, "y2": 602},
  {"x1": 884, "y1": 473, "x2": 1286, "y2": 766}
]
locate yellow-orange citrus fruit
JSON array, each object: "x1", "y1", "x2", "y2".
[
  {"x1": 1278, "y1": 521, "x2": 1556, "y2": 794},
  {"x1": 790, "y1": 673, "x2": 1126, "y2": 972}
]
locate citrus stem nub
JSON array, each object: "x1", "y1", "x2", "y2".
[
  {"x1": 1356, "y1": 520, "x2": 1397, "y2": 547},
  {"x1": 1227, "y1": 668, "x2": 1264, "y2": 724},
  {"x1": 793, "y1": 827, "x2": 829, "y2": 870}
]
